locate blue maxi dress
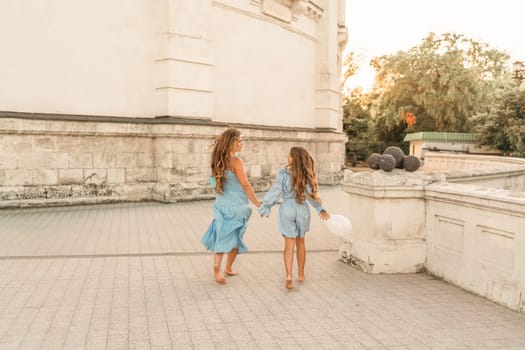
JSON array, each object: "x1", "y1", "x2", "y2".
[
  {"x1": 201, "y1": 169, "x2": 252, "y2": 254},
  {"x1": 258, "y1": 168, "x2": 326, "y2": 238}
]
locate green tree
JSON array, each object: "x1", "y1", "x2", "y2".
[
  {"x1": 343, "y1": 88, "x2": 375, "y2": 162},
  {"x1": 342, "y1": 51, "x2": 359, "y2": 91},
  {"x1": 472, "y1": 84, "x2": 525, "y2": 157},
  {"x1": 370, "y1": 32, "x2": 509, "y2": 134}
]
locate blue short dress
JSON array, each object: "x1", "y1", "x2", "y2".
[
  {"x1": 201, "y1": 169, "x2": 252, "y2": 254},
  {"x1": 258, "y1": 168, "x2": 326, "y2": 238}
]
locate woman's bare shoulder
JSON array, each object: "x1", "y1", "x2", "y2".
[
  {"x1": 230, "y1": 156, "x2": 244, "y2": 171},
  {"x1": 231, "y1": 156, "x2": 244, "y2": 165}
]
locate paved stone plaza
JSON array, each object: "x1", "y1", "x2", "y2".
[{"x1": 0, "y1": 186, "x2": 524, "y2": 350}]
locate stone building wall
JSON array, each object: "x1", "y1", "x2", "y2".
[
  {"x1": 0, "y1": 0, "x2": 348, "y2": 207},
  {"x1": 0, "y1": 0, "x2": 347, "y2": 127},
  {"x1": 0, "y1": 114, "x2": 346, "y2": 208}
]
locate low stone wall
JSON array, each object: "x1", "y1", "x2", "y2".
[
  {"x1": 0, "y1": 114, "x2": 346, "y2": 208},
  {"x1": 341, "y1": 154, "x2": 525, "y2": 313},
  {"x1": 423, "y1": 152, "x2": 525, "y2": 169},
  {"x1": 425, "y1": 182, "x2": 525, "y2": 313},
  {"x1": 423, "y1": 153, "x2": 525, "y2": 192}
]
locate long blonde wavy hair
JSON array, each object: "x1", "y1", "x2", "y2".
[
  {"x1": 288, "y1": 146, "x2": 319, "y2": 204},
  {"x1": 211, "y1": 128, "x2": 241, "y2": 193}
]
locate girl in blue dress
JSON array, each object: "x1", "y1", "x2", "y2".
[
  {"x1": 201, "y1": 128, "x2": 261, "y2": 284},
  {"x1": 258, "y1": 146, "x2": 330, "y2": 289}
]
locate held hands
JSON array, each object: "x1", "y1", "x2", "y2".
[
  {"x1": 259, "y1": 204, "x2": 268, "y2": 218},
  {"x1": 256, "y1": 199, "x2": 268, "y2": 218},
  {"x1": 319, "y1": 210, "x2": 330, "y2": 221}
]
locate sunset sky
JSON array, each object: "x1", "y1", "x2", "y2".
[{"x1": 344, "y1": 0, "x2": 525, "y2": 90}]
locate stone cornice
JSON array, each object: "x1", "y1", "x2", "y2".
[
  {"x1": 249, "y1": 0, "x2": 323, "y2": 23},
  {"x1": 304, "y1": 1, "x2": 323, "y2": 22},
  {"x1": 214, "y1": 1, "x2": 317, "y2": 42},
  {"x1": 0, "y1": 112, "x2": 346, "y2": 139}
]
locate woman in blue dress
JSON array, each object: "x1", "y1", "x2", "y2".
[
  {"x1": 258, "y1": 146, "x2": 330, "y2": 289},
  {"x1": 201, "y1": 128, "x2": 261, "y2": 284}
]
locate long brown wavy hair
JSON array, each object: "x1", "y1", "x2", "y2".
[
  {"x1": 211, "y1": 128, "x2": 241, "y2": 193},
  {"x1": 288, "y1": 146, "x2": 319, "y2": 204}
]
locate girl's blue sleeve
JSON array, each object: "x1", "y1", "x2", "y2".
[
  {"x1": 306, "y1": 183, "x2": 326, "y2": 215},
  {"x1": 258, "y1": 169, "x2": 285, "y2": 217}
]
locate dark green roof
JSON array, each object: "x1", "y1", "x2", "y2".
[{"x1": 404, "y1": 132, "x2": 479, "y2": 142}]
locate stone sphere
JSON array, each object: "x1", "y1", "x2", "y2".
[
  {"x1": 383, "y1": 146, "x2": 405, "y2": 168},
  {"x1": 366, "y1": 153, "x2": 382, "y2": 170},
  {"x1": 379, "y1": 154, "x2": 396, "y2": 172},
  {"x1": 403, "y1": 155, "x2": 421, "y2": 172}
]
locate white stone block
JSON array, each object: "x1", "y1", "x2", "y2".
[
  {"x1": 125, "y1": 168, "x2": 155, "y2": 183},
  {"x1": 164, "y1": 60, "x2": 213, "y2": 92},
  {"x1": 17, "y1": 153, "x2": 47, "y2": 170},
  {"x1": 156, "y1": 153, "x2": 173, "y2": 168},
  {"x1": 343, "y1": 169, "x2": 353, "y2": 181},
  {"x1": 116, "y1": 153, "x2": 137, "y2": 168},
  {"x1": 47, "y1": 153, "x2": 69, "y2": 169},
  {"x1": 69, "y1": 153, "x2": 93, "y2": 168},
  {"x1": 32, "y1": 169, "x2": 58, "y2": 185},
  {"x1": 56, "y1": 137, "x2": 82, "y2": 152},
  {"x1": 59, "y1": 169, "x2": 83, "y2": 185},
  {"x1": 164, "y1": 89, "x2": 214, "y2": 118},
  {"x1": 32, "y1": 136, "x2": 56, "y2": 152},
  {"x1": 158, "y1": 34, "x2": 213, "y2": 65},
  {"x1": 5, "y1": 170, "x2": 32, "y2": 186},
  {"x1": 137, "y1": 153, "x2": 154, "y2": 167},
  {"x1": 81, "y1": 137, "x2": 104, "y2": 152},
  {"x1": 93, "y1": 152, "x2": 117, "y2": 168},
  {"x1": 0, "y1": 155, "x2": 17, "y2": 169},
  {"x1": 156, "y1": 168, "x2": 175, "y2": 183},
  {"x1": 249, "y1": 165, "x2": 262, "y2": 178},
  {"x1": 107, "y1": 168, "x2": 126, "y2": 184}
]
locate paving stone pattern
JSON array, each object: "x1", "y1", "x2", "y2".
[{"x1": 0, "y1": 186, "x2": 524, "y2": 349}]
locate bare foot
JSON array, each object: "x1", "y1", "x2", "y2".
[
  {"x1": 298, "y1": 274, "x2": 305, "y2": 283},
  {"x1": 214, "y1": 265, "x2": 226, "y2": 285},
  {"x1": 224, "y1": 269, "x2": 238, "y2": 276},
  {"x1": 285, "y1": 278, "x2": 294, "y2": 289}
]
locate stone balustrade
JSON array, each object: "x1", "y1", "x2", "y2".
[
  {"x1": 423, "y1": 152, "x2": 525, "y2": 191},
  {"x1": 341, "y1": 154, "x2": 525, "y2": 313},
  {"x1": 425, "y1": 182, "x2": 524, "y2": 312}
]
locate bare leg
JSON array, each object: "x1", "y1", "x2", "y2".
[
  {"x1": 214, "y1": 253, "x2": 226, "y2": 284},
  {"x1": 296, "y1": 237, "x2": 306, "y2": 282},
  {"x1": 224, "y1": 248, "x2": 238, "y2": 276},
  {"x1": 283, "y1": 237, "x2": 295, "y2": 289}
]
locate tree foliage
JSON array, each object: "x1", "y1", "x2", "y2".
[
  {"x1": 342, "y1": 51, "x2": 359, "y2": 90},
  {"x1": 342, "y1": 32, "x2": 520, "y2": 161},
  {"x1": 370, "y1": 32, "x2": 509, "y2": 133},
  {"x1": 472, "y1": 85, "x2": 525, "y2": 157},
  {"x1": 343, "y1": 88, "x2": 376, "y2": 162}
]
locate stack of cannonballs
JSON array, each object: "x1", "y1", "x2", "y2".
[{"x1": 367, "y1": 146, "x2": 421, "y2": 172}]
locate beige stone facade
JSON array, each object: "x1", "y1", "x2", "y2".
[
  {"x1": 0, "y1": 0, "x2": 348, "y2": 207},
  {"x1": 0, "y1": 115, "x2": 346, "y2": 207}
]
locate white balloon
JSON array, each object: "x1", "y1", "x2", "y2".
[{"x1": 324, "y1": 214, "x2": 352, "y2": 238}]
